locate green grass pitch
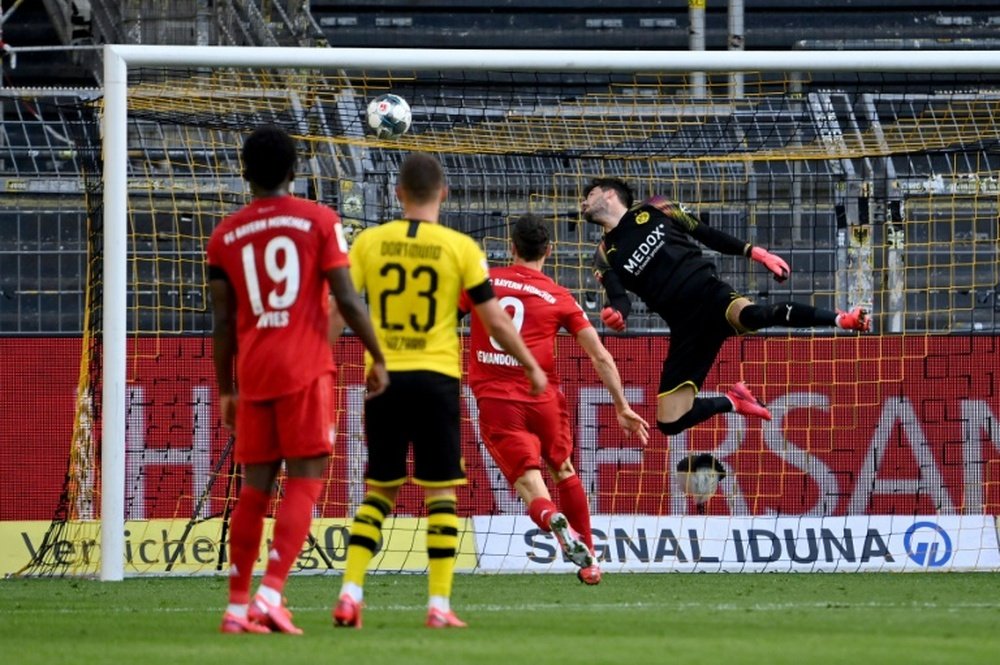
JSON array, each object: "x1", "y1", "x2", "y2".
[{"x1": 2, "y1": 573, "x2": 999, "y2": 664}]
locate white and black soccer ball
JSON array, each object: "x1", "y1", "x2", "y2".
[
  {"x1": 682, "y1": 467, "x2": 721, "y2": 503},
  {"x1": 366, "y1": 93, "x2": 412, "y2": 139},
  {"x1": 676, "y1": 453, "x2": 727, "y2": 504}
]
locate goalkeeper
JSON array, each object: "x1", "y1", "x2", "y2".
[{"x1": 581, "y1": 177, "x2": 870, "y2": 437}]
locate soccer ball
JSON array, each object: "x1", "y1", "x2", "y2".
[
  {"x1": 366, "y1": 93, "x2": 412, "y2": 139},
  {"x1": 681, "y1": 467, "x2": 721, "y2": 503},
  {"x1": 675, "y1": 452, "x2": 727, "y2": 504}
]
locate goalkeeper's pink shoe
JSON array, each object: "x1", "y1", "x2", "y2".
[
  {"x1": 332, "y1": 594, "x2": 363, "y2": 629},
  {"x1": 248, "y1": 595, "x2": 303, "y2": 635},
  {"x1": 220, "y1": 612, "x2": 271, "y2": 634},
  {"x1": 836, "y1": 307, "x2": 871, "y2": 332},
  {"x1": 426, "y1": 607, "x2": 468, "y2": 628},
  {"x1": 726, "y1": 382, "x2": 772, "y2": 421}
]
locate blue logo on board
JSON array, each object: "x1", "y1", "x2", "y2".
[{"x1": 903, "y1": 521, "x2": 952, "y2": 567}]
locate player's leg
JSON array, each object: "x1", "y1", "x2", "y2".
[
  {"x1": 551, "y1": 467, "x2": 590, "y2": 550},
  {"x1": 657, "y1": 286, "x2": 771, "y2": 433},
  {"x1": 221, "y1": 398, "x2": 280, "y2": 634},
  {"x1": 246, "y1": 459, "x2": 326, "y2": 636},
  {"x1": 249, "y1": 374, "x2": 336, "y2": 634},
  {"x1": 223, "y1": 460, "x2": 279, "y2": 634},
  {"x1": 656, "y1": 359, "x2": 770, "y2": 428},
  {"x1": 548, "y1": 458, "x2": 601, "y2": 585},
  {"x1": 514, "y1": 469, "x2": 557, "y2": 528},
  {"x1": 412, "y1": 372, "x2": 467, "y2": 628},
  {"x1": 479, "y1": 395, "x2": 590, "y2": 571},
  {"x1": 421, "y1": 487, "x2": 466, "y2": 628},
  {"x1": 335, "y1": 375, "x2": 406, "y2": 628},
  {"x1": 731, "y1": 297, "x2": 870, "y2": 332},
  {"x1": 518, "y1": 468, "x2": 593, "y2": 572},
  {"x1": 333, "y1": 483, "x2": 399, "y2": 628},
  {"x1": 534, "y1": 392, "x2": 596, "y2": 574},
  {"x1": 477, "y1": 397, "x2": 562, "y2": 535},
  {"x1": 342, "y1": 483, "x2": 399, "y2": 593},
  {"x1": 655, "y1": 353, "x2": 736, "y2": 435}
]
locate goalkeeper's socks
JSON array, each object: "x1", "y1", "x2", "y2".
[
  {"x1": 528, "y1": 496, "x2": 559, "y2": 532},
  {"x1": 739, "y1": 302, "x2": 837, "y2": 330},
  {"x1": 657, "y1": 397, "x2": 733, "y2": 436}
]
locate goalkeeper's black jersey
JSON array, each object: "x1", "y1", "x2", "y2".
[{"x1": 592, "y1": 196, "x2": 750, "y2": 319}]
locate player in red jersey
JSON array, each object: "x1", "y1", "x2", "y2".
[
  {"x1": 207, "y1": 125, "x2": 388, "y2": 634},
  {"x1": 460, "y1": 214, "x2": 649, "y2": 584}
]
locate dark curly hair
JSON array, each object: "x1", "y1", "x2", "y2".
[
  {"x1": 241, "y1": 124, "x2": 296, "y2": 190},
  {"x1": 583, "y1": 177, "x2": 634, "y2": 208}
]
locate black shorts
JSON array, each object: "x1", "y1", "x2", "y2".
[
  {"x1": 363, "y1": 370, "x2": 466, "y2": 487},
  {"x1": 656, "y1": 277, "x2": 743, "y2": 396}
]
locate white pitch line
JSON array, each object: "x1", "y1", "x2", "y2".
[{"x1": 4, "y1": 600, "x2": 1000, "y2": 615}]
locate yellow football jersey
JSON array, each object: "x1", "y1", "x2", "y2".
[{"x1": 349, "y1": 219, "x2": 490, "y2": 378}]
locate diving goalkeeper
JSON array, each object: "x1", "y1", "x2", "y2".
[{"x1": 581, "y1": 177, "x2": 870, "y2": 438}]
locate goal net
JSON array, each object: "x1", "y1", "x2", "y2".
[{"x1": 12, "y1": 47, "x2": 1000, "y2": 578}]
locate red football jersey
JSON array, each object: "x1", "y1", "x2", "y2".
[
  {"x1": 463, "y1": 265, "x2": 591, "y2": 402},
  {"x1": 206, "y1": 195, "x2": 349, "y2": 400}
]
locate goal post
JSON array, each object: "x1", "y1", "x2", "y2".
[{"x1": 84, "y1": 45, "x2": 1000, "y2": 580}]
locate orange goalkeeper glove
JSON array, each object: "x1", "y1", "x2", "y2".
[
  {"x1": 750, "y1": 246, "x2": 790, "y2": 282},
  {"x1": 600, "y1": 306, "x2": 627, "y2": 332}
]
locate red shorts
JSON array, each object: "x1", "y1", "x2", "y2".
[
  {"x1": 476, "y1": 391, "x2": 573, "y2": 484},
  {"x1": 235, "y1": 372, "x2": 336, "y2": 464}
]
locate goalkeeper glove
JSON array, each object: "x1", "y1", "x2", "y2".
[
  {"x1": 750, "y1": 246, "x2": 790, "y2": 282},
  {"x1": 601, "y1": 306, "x2": 627, "y2": 332}
]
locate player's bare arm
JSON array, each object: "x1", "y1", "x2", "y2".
[
  {"x1": 473, "y1": 297, "x2": 548, "y2": 396},
  {"x1": 575, "y1": 326, "x2": 649, "y2": 444},
  {"x1": 328, "y1": 296, "x2": 345, "y2": 344},
  {"x1": 208, "y1": 274, "x2": 237, "y2": 429},
  {"x1": 326, "y1": 266, "x2": 389, "y2": 398}
]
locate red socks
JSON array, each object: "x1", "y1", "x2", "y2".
[
  {"x1": 527, "y1": 496, "x2": 559, "y2": 532},
  {"x1": 528, "y1": 476, "x2": 595, "y2": 553},
  {"x1": 227, "y1": 486, "x2": 270, "y2": 604},
  {"x1": 261, "y1": 477, "x2": 324, "y2": 593},
  {"x1": 557, "y1": 475, "x2": 594, "y2": 552}
]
